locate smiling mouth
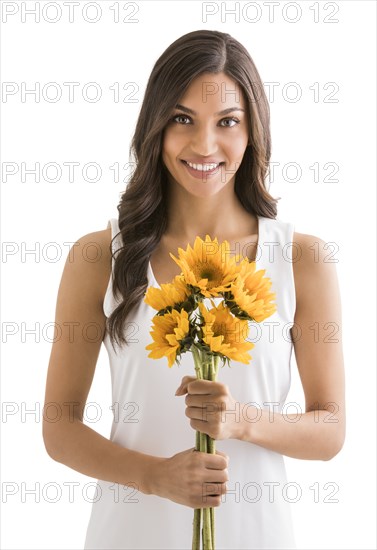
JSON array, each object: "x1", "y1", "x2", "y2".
[{"x1": 181, "y1": 160, "x2": 225, "y2": 172}]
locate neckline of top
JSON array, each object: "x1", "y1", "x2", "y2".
[{"x1": 148, "y1": 215, "x2": 264, "y2": 289}]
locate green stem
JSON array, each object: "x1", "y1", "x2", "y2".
[
  {"x1": 191, "y1": 345, "x2": 204, "y2": 549},
  {"x1": 200, "y1": 431, "x2": 207, "y2": 453},
  {"x1": 192, "y1": 345, "x2": 203, "y2": 380},
  {"x1": 208, "y1": 354, "x2": 218, "y2": 549},
  {"x1": 196, "y1": 429, "x2": 200, "y2": 451},
  {"x1": 210, "y1": 507, "x2": 215, "y2": 550},
  {"x1": 203, "y1": 507, "x2": 213, "y2": 549},
  {"x1": 192, "y1": 508, "x2": 201, "y2": 550},
  {"x1": 203, "y1": 352, "x2": 217, "y2": 549},
  {"x1": 191, "y1": 348, "x2": 220, "y2": 549}
]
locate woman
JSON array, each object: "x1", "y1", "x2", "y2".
[{"x1": 43, "y1": 30, "x2": 345, "y2": 549}]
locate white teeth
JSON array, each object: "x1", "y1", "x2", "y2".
[{"x1": 186, "y1": 161, "x2": 220, "y2": 171}]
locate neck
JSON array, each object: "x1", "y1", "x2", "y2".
[{"x1": 164, "y1": 180, "x2": 257, "y2": 244}]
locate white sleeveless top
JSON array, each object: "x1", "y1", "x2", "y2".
[{"x1": 84, "y1": 215, "x2": 297, "y2": 549}]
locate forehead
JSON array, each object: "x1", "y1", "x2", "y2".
[{"x1": 178, "y1": 72, "x2": 245, "y2": 110}]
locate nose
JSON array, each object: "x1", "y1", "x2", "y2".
[{"x1": 190, "y1": 124, "x2": 218, "y2": 157}]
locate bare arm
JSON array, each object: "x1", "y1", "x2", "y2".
[
  {"x1": 42, "y1": 228, "x2": 163, "y2": 495},
  {"x1": 42, "y1": 227, "x2": 229, "y2": 507},
  {"x1": 178, "y1": 232, "x2": 346, "y2": 461},
  {"x1": 239, "y1": 232, "x2": 346, "y2": 460}
]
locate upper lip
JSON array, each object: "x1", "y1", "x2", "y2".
[{"x1": 182, "y1": 159, "x2": 224, "y2": 164}]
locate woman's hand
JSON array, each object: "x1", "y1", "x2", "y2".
[
  {"x1": 152, "y1": 447, "x2": 229, "y2": 508},
  {"x1": 175, "y1": 376, "x2": 241, "y2": 441}
]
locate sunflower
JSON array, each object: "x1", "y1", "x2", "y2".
[
  {"x1": 145, "y1": 308, "x2": 191, "y2": 368},
  {"x1": 198, "y1": 300, "x2": 254, "y2": 365},
  {"x1": 169, "y1": 234, "x2": 242, "y2": 298},
  {"x1": 144, "y1": 274, "x2": 191, "y2": 313},
  {"x1": 229, "y1": 258, "x2": 277, "y2": 322}
]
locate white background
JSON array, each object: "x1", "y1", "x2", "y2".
[{"x1": 1, "y1": 1, "x2": 376, "y2": 549}]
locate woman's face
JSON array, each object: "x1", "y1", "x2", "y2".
[{"x1": 162, "y1": 72, "x2": 249, "y2": 198}]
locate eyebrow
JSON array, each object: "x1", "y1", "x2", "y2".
[{"x1": 175, "y1": 103, "x2": 245, "y2": 116}]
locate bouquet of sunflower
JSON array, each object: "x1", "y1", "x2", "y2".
[{"x1": 144, "y1": 235, "x2": 277, "y2": 550}]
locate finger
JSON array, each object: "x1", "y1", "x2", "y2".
[
  {"x1": 181, "y1": 375, "x2": 196, "y2": 386},
  {"x1": 215, "y1": 451, "x2": 230, "y2": 465},
  {"x1": 185, "y1": 394, "x2": 210, "y2": 407},
  {"x1": 205, "y1": 471, "x2": 228, "y2": 484},
  {"x1": 195, "y1": 492, "x2": 225, "y2": 508},
  {"x1": 189, "y1": 418, "x2": 208, "y2": 432},
  {"x1": 186, "y1": 406, "x2": 208, "y2": 421},
  {"x1": 187, "y1": 379, "x2": 224, "y2": 395},
  {"x1": 187, "y1": 380, "x2": 211, "y2": 394},
  {"x1": 175, "y1": 376, "x2": 196, "y2": 395},
  {"x1": 206, "y1": 453, "x2": 229, "y2": 469},
  {"x1": 185, "y1": 398, "x2": 221, "y2": 418},
  {"x1": 200, "y1": 482, "x2": 227, "y2": 498}
]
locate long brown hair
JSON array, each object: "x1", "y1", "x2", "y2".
[{"x1": 106, "y1": 29, "x2": 280, "y2": 350}]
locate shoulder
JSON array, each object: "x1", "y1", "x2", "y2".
[
  {"x1": 69, "y1": 226, "x2": 112, "y2": 266},
  {"x1": 60, "y1": 226, "x2": 112, "y2": 307},
  {"x1": 291, "y1": 231, "x2": 340, "y2": 307}
]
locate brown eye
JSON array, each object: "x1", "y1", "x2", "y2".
[
  {"x1": 172, "y1": 114, "x2": 191, "y2": 124},
  {"x1": 219, "y1": 117, "x2": 240, "y2": 127}
]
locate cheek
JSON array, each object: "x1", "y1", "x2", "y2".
[
  {"x1": 162, "y1": 136, "x2": 174, "y2": 170},
  {"x1": 226, "y1": 134, "x2": 248, "y2": 158},
  {"x1": 162, "y1": 129, "x2": 184, "y2": 158}
]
